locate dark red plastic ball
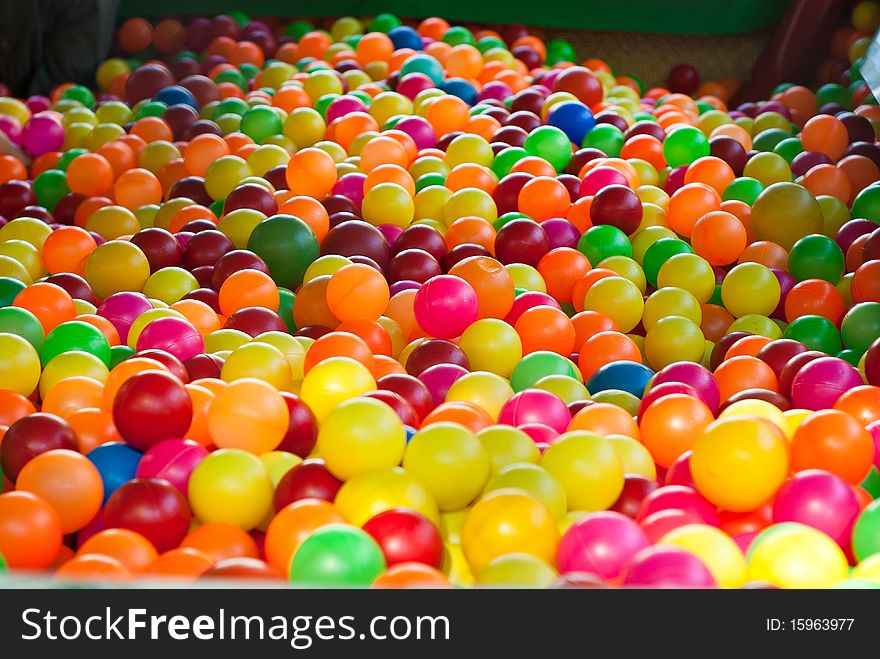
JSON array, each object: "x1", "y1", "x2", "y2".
[
  {"x1": 104, "y1": 478, "x2": 191, "y2": 552},
  {"x1": 277, "y1": 392, "x2": 318, "y2": 458},
  {"x1": 112, "y1": 370, "x2": 192, "y2": 452},
  {"x1": 1, "y1": 413, "x2": 77, "y2": 481},
  {"x1": 274, "y1": 458, "x2": 343, "y2": 510}
]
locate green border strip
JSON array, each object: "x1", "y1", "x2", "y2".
[{"x1": 117, "y1": 0, "x2": 790, "y2": 35}]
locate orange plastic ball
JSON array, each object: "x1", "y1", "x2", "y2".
[
  {"x1": 42, "y1": 226, "x2": 98, "y2": 275},
  {"x1": 713, "y1": 355, "x2": 778, "y2": 402},
  {"x1": 833, "y1": 385, "x2": 880, "y2": 426},
  {"x1": 639, "y1": 393, "x2": 715, "y2": 468},
  {"x1": 801, "y1": 114, "x2": 849, "y2": 161},
  {"x1": 113, "y1": 168, "x2": 163, "y2": 209},
  {"x1": 144, "y1": 547, "x2": 214, "y2": 581},
  {"x1": 67, "y1": 153, "x2": 115, "y2": 197},
  {"x1": 514, "y1": 305, "x2": 576, "y2": 355},
  {"x1": 421, "y1": 401, "x2": 493, "y2": 432},
  {"x1": 180, "y1": 522, "x2": 259, "y2": 562},
  {"x1": 55, "y1": 554, "x2": 132, "y2": 581},
  {"x1": 207, "y1": 378, "x2": 289, "y2": 454},
  {"x1": 691, "y1": 211, "x2": 747, "y2": 266},
  {"x1": 77, "y1": 528, "x2": 158, "y2": 573},
  {"x1": 218, "y1": 269, "x2": 280, "y2": 316},
  {"x1": 41, "y1": 376, "x2": 104, "y2": 420},
  {"x1": 537, "y1": 248, "x2": 592, "y2": 304},
  {"x1": 304, "y1": 330, "x2": 375, "y2": 375},
  {"x1": 285, "y1": 147, "x2": 336, "y2": 198},
  {"x1": 578, "y1": 330, "x2": 642, "y2": 380},
  {"x1": 569, "y1": 402, "x2": 640, "y2": 439},
  {"x1": 265, "y1": 499, "x2": 345, "y2": 575},
  {"x1": 67, "y1": 407, "x2": 124, "y2": 454},
  {"x1": 0, "y1": 491, "x2": 63, "y2": 569},
  {"x1": 183, "y1": 134, "x2": 230, "y2": 177},
  {"x1": 326, "y1": 263, "x2": 390, "y2": 322},
  {"x1": 518, "y1": 176, "x2": 571, "y2": 221},
  {"x1": 13, "y1": 281, "x2": 76, "y2": 333},
  {"x1": 293, "y1": 275, "x2": 341, "y2": 330},
  {"x1": 372, "y1": 562, "x2": 451, "y2": 588},
  {"x1": 667, "y1": 183, "x2": 721, "y2": 238},
  {"x1": 16, "y1": 449, "x2": 104, "y2": 534},
  {"x1": 448, "y1": 255, "x2": 515, "y2": 319},
  {"x1": 791, "y1": 410, "x2": 874, "y2": 484}
]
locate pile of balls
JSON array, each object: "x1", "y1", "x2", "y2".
[{"x1": 0, "y1": 6, "x2": 879, "y2": 588}]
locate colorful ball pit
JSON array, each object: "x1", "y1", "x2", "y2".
[{"x1": 0, "y1": 7, "x2": 878, "y2": 589}]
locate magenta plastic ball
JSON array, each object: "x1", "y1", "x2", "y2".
[
  {"x1": 790, "y1": 356, "x2": 864, "y2": 410},
  {"x1": 136, "y1": 316, "x2": 204, "y2": 362},
  {"x1": 413, "y1": 275, "x2": 478, "y2": 339},
  {"x1": 136, "y1": 438, "x2": 208, "y2": 495},
  {"x1": 504, "y1": 291, "x2": 561, "y2": 325},
  {"x1": 579, "y1": 167, "x2": 630, "y2": 197},
  {"x1": 557, "y1": 511, "x2": 650, "y2": 579},
  {"x1": 418, "y1": 363, "x2": 468, "y2": 407},
  {"x1": 97, "y1": 292, "x2": 153, "y2": 343},
  {"x1": 652, "y1": 362, "x2": 720, "y2": 412},
  {"x1": 664, "y1": 451, "x2": 695, "y2": 488},
  {"x1": 771, "y1": 469, "x2": 860, "y2": 546},
  {"x1": 622, "y1": 545, "x2": 717, "y2": 587},
  {"x1": 640, "y1": 509, "x2": 705, "y2": 544},
  {"x1": 638, "y1": 382, "x2": 701, "y2": 418},
  {"x1": 331, "y1": 173, "x2": 366, "y2": 209},
  {"x1": 540, "y1": 218, "x2": 580, "y2": 250},
  {"x1": 867, "y1": 421, "x2": 880, "y2": 469},
  {"x1": 394, "y1": 116, "x2": 436, "y2": 150},
  {"x1": 498, "y1": 389, "x2": 571, "y2": 433},
  {"x1": 518, "y1": 422, "x2": 559, "y2": 445},
  {"x1": 21, "y1": 113, "x2": 64, "y2": 156},
  {"x1": 636, "y1": 485, "x2": 720, "y2": 526}
]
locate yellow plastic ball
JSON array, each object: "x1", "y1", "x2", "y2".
[
  {"x1": 0, "y1": 332, "x2": 41, "y2": 396},
  {"x1": 657, "y1": 253, "x2": 716, "y2": 303},
  {"x1": 607, "y1": 434, "x2": 657, "y2": 479},
  {"x1": 719, "y1": 398, "x2": 788, "y2": 435},
  {"x1": 505, "y1": 263, "x2": 546, "y2": 292},
  {"x1": 483, "y1": 462, "x2": 567, "y2": 519},
  {"x1": 316, "y1": 397, "x2": 406, "y2": 481},
  {"x1": 584, "y1": 276, "x2": 644, "y2": 333},
  {"x1": 476, "y1": 425, "x2": 540, "y2": 475},
  {"x1": 540, "y1": 431, "x2": 624, "y2": 511},
  {"x1": 300, "y1": 356, "x2": 375, "y2": 422},
  {"x1": 644, "y1": 315, "x2": 706, "y2": 369},
  {"x1": 642, "y1": 287, "x2": 702, "y2": 330},
  {"x1": 221, "y1": 342, "x2": 293, "y2": 390},
  {"x1": 188, "y1": 448, "x2": 274, "y2": 530},
  {"x1": 403, "y1": 422, "x2": 490, "y2": 511},
  {"x1": 659, "y1": 524, "x2": 747, "y2": 588},
  {"x1": 361, "y1": 182, "x2": 414, "y2": 228},
  {"x1": 334, "y1": 466, "x2": 439, "y2": 527},
  {"x1": 476, "y1": 553, "x2": 558, "y2": 587},
  {"x1": 690, "y1": 417, "x2": 789, "y2": 512},
  {"x1": 85, "y1": 240, "x2": 151, "y2": 300},
  {"x1": 204, "y1": 156, "x2": 252, "y2": 201},
  {"x1": 39, "y1": 350, "x2": 108, "y2": 399},
  {"x1": 204, "y1": 328, "x2": 251, "y2": 354},
  {"x1": 746, "y1": 523, "x2": 849, "y2": 588},
  {"x1": 461, "y1": 489, "x2": 559, "y2": 574},
  {"x1": 142, "y1": 267, "x2": 199, "y2": 305},
  {"x1": 533, "y1": 374, "x2": 590, "y2": 405},
  {"x1": 284, "y1": 107, "x2": 326, "y2": 148},
  {"x1": 445, "y1": 371, "x2": 514, "y2": 420}
]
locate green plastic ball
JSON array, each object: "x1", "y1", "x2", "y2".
[
  {"x1": 582, "y1": 124, "x2": 624, "y2": 157},
  {"x1": 240, "y1": 106, "x2": 283, "y2": 143},
  {"x1": 42, "y1": 320, "x2": 112, "y2": 367},
  {"x1": 788, "y1": 234, "x2": 844, "y2": 283},
  {"x1": 782, "y1": 314, "x2": 842, "y2": 354},
  {"x1": 642, "y1": 237, "x2": 694, "y2": 287},
  {"x1": 0, "y1": 307, "x2": 44, "y2": 351},
  {"x1": 0, "y1": 277, "x2": 26, "y2": 307},
  {"x1": 510, "y1": 351, "x2": 580, "y2": 392},
  {"x1": 110, "y1": 344, "x2": 135, "y2": 369},
  {"x1": 840, "y1": 302, "x2": 880, "y2": 353},
  {"x1": 577, "y1": 225, "x2": 632, "y2": 266},
  {"x1": 523, "y1": 126, "x2": 571, "y2": 171},
  {"x1": 289, "y1": 525, "x2": 386, "y2": 586},
  {"x1": 852, "y1": 499, "x2": 880, "y2": 562},
  {"x1": 663, "y1": 126, "x2": 710, "y2": 167},
  {"x1": 247, "y1": 214, "x2": 320, "y2": 290},
  {"x1": 33, "y1": 169, "x2": 69, "y2": 211},
  {"x1": 722, "y1": 177, "x2": 765, "y2": 204}
]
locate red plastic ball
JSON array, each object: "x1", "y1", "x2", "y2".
[
  {"x1": 276, "y1": 392, "x2": 318, "y2": 457},
  {"x1": 273, "y1": 458, "x2": 343, "y2": 510},
  {"x1": 362, "y1": 508, "x2": 443, "y2": 568},
  {"x1": 104, "y1": 478, "x2": 191, "y2": 552},
  {"x1": 1, "y1": 413, "x2": 77, "y2": 481},
  {"x1": 112, "y1": 370, "x2": 193, "y2": 452}
]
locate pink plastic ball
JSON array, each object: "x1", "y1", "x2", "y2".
[
  {"x1": 622, "y1": 545, "x2": 717, "y2": 588},
  {"x1": 636, "y1": 485, "x2": 720, "y2": 526},
  {"x1": 394, "y1": 116, "x2": 436, "y2": 151},
  {"x1": 518, "y1": 422, "x2": 559, "y2": 445},
  {"x1": 417, "y1": 363, "x2": 468, "y2": 407},
  {"x1": 21, "y1": 112, "x2": 64, "y2": 156},
  {"x1": 413, "y1": 275, "x2": 478, "y2": 339},
  {"x1": 790, "y1": 357, "x2": 864, "y2": 410},
  {"x1": 498, "y1": 389, "x2": 572, "y2": 433},
  {"x1": 578, "y1": 166, "x2": 630, "y2": 197},
  {"x1": 664, "y1": 450, "x2": 695, "y2": 488},
  {"x1": 503, "y1": 291, "x2": 561, "y2": 325},
  {"x1": 331, "y1": 172, "x2": 366, "y2": 208},
  {"x1": 98, "y1": 292, "x2": 153, "y2": 343},
  {"x1": 136, "y1": 438, "x2": 208, "y2": 495},
  {"x1": 397, "y1": 73, "x2": 434, "y2": 100},
  {"x1": 640, "y1": 509, "x2": 705, "y2": 544},
  {"x1": 638, "y1": 382, "x2": 701, "y2": 418},
  {"x1": 869, "y1": 421, "x2": 880, "y2": 470},
  {"x1": 136, "y1": 316, "x2": 204, "y2": 362},
  {"x1": 557, "y1": 511, "x2": 649, "y2": 579},
  {"x1": 771, "y1": 469, "x2": 860, "y2": 546},
  {"x1": 651, "y1": 362, "x2": 720, "y2": 412}
]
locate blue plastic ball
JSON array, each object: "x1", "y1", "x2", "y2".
[
  {"x1": 586, "y1": 360, "x2": 654, "y2": 398},
  {"x1": 154, "y1": 85, "x2": 199, "y2": 110},
  {"x1": 388, "y1": 26, "x2": 423, "y2": 51},
  {"x1": 547, "y1": 101, "x2": 596, "y2": 146},
  {"x1": 87, "y1": 442, "x2": 142, "y2": 504},
  {"x1": 443, "y1": 78, "x2": 478, "y2": 105}
]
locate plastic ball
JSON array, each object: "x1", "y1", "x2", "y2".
[
  {"x1": 112, "y1": 370, "x2": 192, "y2": 452},
  {"x1": 772, "y1": 470, "x2": 860, "y2": 547},
  {"x1": 104, "y1": 478, "x2": 190, "y2": 552},
  {"x1": 746, "y1": 523, "x2": 848, "y2": 588},
  {"x1": 658, "y1": 524, "x2": 746, "y2": 588},
  {"x1": 622, "y1": 545, "x2": 716, "y2": 588},
  {"x1": 0, "y1": 491, "x2": 63, "y2": 569},
  {"x1": 691, "y1": 417, "x2": 789, "y2": 512},
  {"x1": 461, "y1": 489, "x2": 558, "y2": 574},
  {"x1": 188, "y1": 448, "x2": 273, "y2": 529},
  {"x1": 290, "y1": 525, "x2": 386, "y2": 586},
  {"x1": 363, "y1": 508, "x2": 443, "y2": 568},
  {"x1": 540, "y1": 431, "x2": 624, "y2": 511},
  {"x1": 208, "y1": 378, "x2": 288, "y2": 454},
  {"x1": 556, "y1": 511, "x2": 649, "y2": 580}
]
